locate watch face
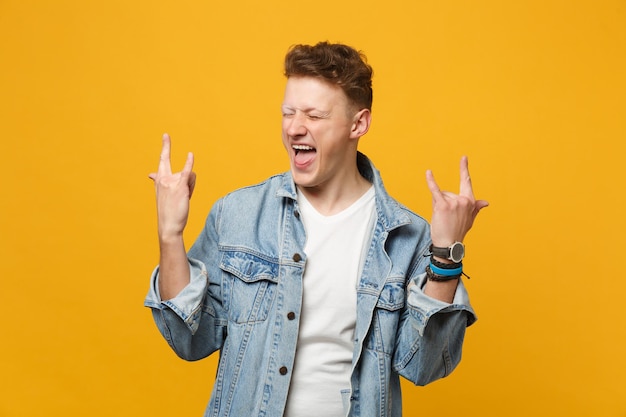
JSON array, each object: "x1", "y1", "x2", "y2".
[{"x1": 450, "y1": 242, "x2": 465, "y2": 262}]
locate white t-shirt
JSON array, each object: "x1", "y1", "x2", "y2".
[{"x1": 284, "y1": 186, "x2": 376, "y2": 417}]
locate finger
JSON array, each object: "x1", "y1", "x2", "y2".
[
  {"x1": 475, "y1": 199, "x2": 489, "y2": 212},
  {"x1": 181, "y1": 151, "x2": 194, "y2": 176},
  {"x1": 425, "y1": 169, "x2": 444, "y2": 202},
  {"x1": 158, "y1": 133, "x2": 173, "y2": 174},
  {"x1": 148, "y1": 173, "x2": 157, "y2": 181},
  {"x1": 472, "y1": 199, "x2": 490, "y2": 220},
  {"x1": 188, "y1": 172, "x2": 197, "y2": 198},
  {"x1": 459, "y1": 156, "x2": 474, "y2": 198},
  {"x1": 181, "y1": 152, "x2": 196, "y2": 197}
]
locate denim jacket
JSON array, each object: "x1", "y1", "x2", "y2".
[{"x1": 145, "y1": 153, "x2": 476, "y2": 417}]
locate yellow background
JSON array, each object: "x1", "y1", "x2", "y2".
[{"x1": 1, "y1": 0, "x2": 624, "y2": 416}]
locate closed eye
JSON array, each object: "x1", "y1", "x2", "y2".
[{"x1": 307, "y1": 111, "x2": 330, "y2": 120}]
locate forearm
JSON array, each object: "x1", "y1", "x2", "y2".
[
  {"x1": 148, "y1": 134, "x2": 197, "y2": 301},
  {"x1": 158, "y1": 234, "x2": 191, "y2": 300},
  {"x1": 423, "y1": 278, "x2": 458, "y2": 303}
]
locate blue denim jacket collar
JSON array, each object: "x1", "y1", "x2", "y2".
[{"x1": 276, "y1": 151, "x2": 412, "y2": 233}]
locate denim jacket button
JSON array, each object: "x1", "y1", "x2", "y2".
[
  {"x1": 292, "y1": 253, "x2": 302, "y2": 262},
  {"x1": 279, "y1": 366, "x2": 288, "y2": 375},
  {"x1": 287, "y1": 312, "x2": 296, "y2": 320}
]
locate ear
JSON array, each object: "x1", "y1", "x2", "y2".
[{"x1": 349, "y1": 108, "x2": 372, "y2": 139}]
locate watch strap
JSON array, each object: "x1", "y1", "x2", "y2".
[{"x1": 429, "y1": 244, "x2": 450, "y2": 259}]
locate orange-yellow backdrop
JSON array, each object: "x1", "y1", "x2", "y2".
[{"x1": 1, "y1": 0, "x2": 624, "y2": 416}]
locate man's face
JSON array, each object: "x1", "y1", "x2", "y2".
[{"x1": 281, "y1": 76, "x2": 359, "y2": 191}]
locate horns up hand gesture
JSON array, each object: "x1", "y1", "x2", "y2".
[
  {"x1": 148, "y1": 133, "x2": 196, "y2": 241},
  {"x1": 426, "y1": 156, "x2": 488, "y2": 250}
]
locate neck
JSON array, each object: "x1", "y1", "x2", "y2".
[{"x1": 297, "y1": 169, "x2": 371, "y2": 216}]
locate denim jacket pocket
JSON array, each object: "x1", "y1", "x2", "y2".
[
  {"x1": 376, "y1": 277, "x2": 406, "y2": 311},
  {"x1": 219, "y1": 249, "x2": 280, "y2": 324},
  {"x1": 367, "y1": 277, "x2": 406, "y2": 354}
]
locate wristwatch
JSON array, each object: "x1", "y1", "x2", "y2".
[{"x1": 430, "y1": 242, "x2": 465, "y2": 263}]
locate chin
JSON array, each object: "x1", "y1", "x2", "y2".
[{"x1": 291, "y1": 171, "x2": 317, "y2": 189}]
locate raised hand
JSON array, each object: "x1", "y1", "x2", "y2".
[
  {"x1": 425, "y1": 156, "x2": 488, "y2": 248},
  {"x1": 148, "y1": 133, "x2": 196, "y2": 241}
]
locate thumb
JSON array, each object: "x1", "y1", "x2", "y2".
[
  {"x1": 473, "y1": 199, "x2": 489, "y2": 217},
  {"x1": 476, "y1": 199, "x2": 489, "y2": 210}
]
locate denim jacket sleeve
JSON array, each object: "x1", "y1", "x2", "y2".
[
  {"x1": 393, "y1": 252, "x2": 477, "y2": 386},
  {"x1": 144, "y1": 200, "x2": 228, "y2": 361}
]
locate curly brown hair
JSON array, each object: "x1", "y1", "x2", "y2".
[{"x1": 284, "y1": 42, "x2": 373, "y2": 111}]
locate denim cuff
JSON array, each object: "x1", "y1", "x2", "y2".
[
  {"x1": 144, "y1": 258, "x2": 209, "y2": 333},
  {"x1": 407, "y1": 272, "x2": 477, "y2": 336}
]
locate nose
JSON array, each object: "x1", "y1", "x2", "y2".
[{"x1": 285, "y1": 113, "x2": 307, "y2": 137}]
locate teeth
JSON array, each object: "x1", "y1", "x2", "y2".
[{"x1": 293, "y1": 145, "x2": 314, "y2": 151}]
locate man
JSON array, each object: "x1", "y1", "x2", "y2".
[{"x1": 145, "y1": 42, "x2": 488, "y2": 417}]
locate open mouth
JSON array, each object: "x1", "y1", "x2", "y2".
[
  {"x1": 293, "y1": 144, "x2": 316, "y2": 154},
  {"x1": 293, "y1": 144, "x2": 316, "y2": 167}
]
